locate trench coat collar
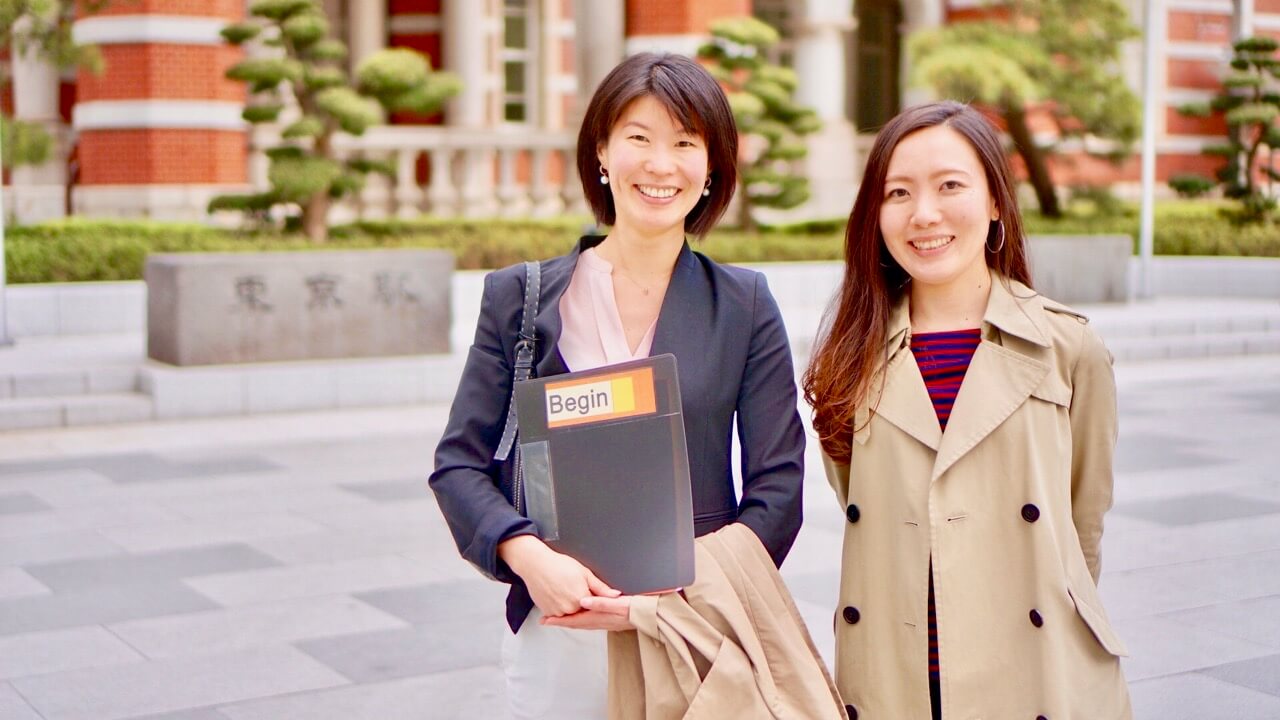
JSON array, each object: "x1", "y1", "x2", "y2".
[
  {"x1": 531, "y1": 234, "x2": 697, "y2": 378},
  {"x1": 869, "y1": 273, "x2": 1052, "y2": 480}
]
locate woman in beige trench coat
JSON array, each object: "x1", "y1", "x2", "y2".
[{"x1": 804, "y1": 102, "x2": 1132, "y2": 720}]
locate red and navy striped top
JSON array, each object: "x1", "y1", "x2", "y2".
[{"x1": 911, "y1": 329, "x2": 982, "y2": 681}]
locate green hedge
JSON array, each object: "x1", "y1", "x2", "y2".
[{"x1": 5, "y1": 202, "x2": 1278, "y2": 284}]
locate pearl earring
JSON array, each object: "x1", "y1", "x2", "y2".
[
  {"x1": 702, "y1": 178, "x2": 711, "y2": 197},
  {"x1": 599, "y1": 164, "x2": 609, "y2": 185}
]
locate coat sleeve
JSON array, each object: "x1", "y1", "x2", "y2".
[
  {"x1": 429, "y1": 271, "x2": 538, "y2": 583},
  {"x1": 734, "y1": 273, "x2": 806, "y2": 568},
  {"x1": 1068, "y1": 322, "x2": 1118, "y2": 584},
  {"x1": 821, "y1": 450, "x2": 850, "y2": 509}
]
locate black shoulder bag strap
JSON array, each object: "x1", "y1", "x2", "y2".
[{"x1": 494, "y1": 260, "x2": 540, "y2": 514}]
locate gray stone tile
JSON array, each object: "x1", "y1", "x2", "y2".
[
  {"x1": 0, "y1": 493, "x2": 52, "y2": 515},
  {"x1": 247, "y1": 527, "x2": 442, "y2": 565},
  {"x1": 1112, "y1": 492, "x2": 1280, "y2": 527},
  {"x1": 0, "y1": 583, "x2": 219, "y2": 636},
  {"x1": 354, "y1": 579, "x2": 506, "y2": 626},
  {"x1": 0, "y1": 531, "x2": 123, "y2": 566},
  {"x1": 1202, "y1": 653, "x2": 1280, "y2": 698},
  {"x1": 0, "y1": 682, "x2": 43, "y2": 720},
  {"x1": 1130, "y1": 672, "x2": 1280, "y2": 720},
  {"x1": 215, "y1": 666, "x2": 505, "y2": 720},
  {"x1": 337, "y1": 478, "x2": 430, "y2": 503},
  {"x1": 1116, "y1": 615, "x2": 1278, "y2": 681},
  {"x1": 98, "y1": 514, "x2": 322, "y2": 553},
  {"x1": 185, "y1": 555, "x2": 435, "y2": 606},
  {"x1": 109, "y1": 596, "x2": 407, "y2": 659},
  {"x1": 1102, "y1": 513, "x2": 1280, "y2": 573},
  {"x1": 0, "y1": 626, "x2": 144, "y2": 680},
  {"x1": 1115, "y1": 433, "x2": 1228, "y2": 474},
  {"x1": 295, "y1": 620, "x2": 502, "y2": 683},
  {"x1": 0, "y1": 568, "x2": 48, "y2": 600},
  {"x1": 1165, "y1": 595, "x2": 1280, "y2": 651},
  {"x1": 122, "y1": 709, "x2": 231, "y2": 720},
  {"x1": 24, "y1": 545, "x2": 281, "y2": 592},
  {"x1": 11, "y1": 646, "x2": 348, "y2": 720},
  {"x1": 780, "y1": 570, "x2": 840, "y2": 609},
  {"x1": 0, "y1": 453, "x2": 281, "y2": 485}
]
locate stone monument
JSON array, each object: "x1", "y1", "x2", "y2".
[{"x1": 146, "y1": 249, "x2": 453, "y2": 365}]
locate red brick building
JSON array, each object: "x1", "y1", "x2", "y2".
[{"x1": 0, "y1": 0, "x2": 1265, "y2": 223}]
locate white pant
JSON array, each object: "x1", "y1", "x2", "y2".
[{"x1": 501, "y1": 607, "x2": 608, "y2": 720}]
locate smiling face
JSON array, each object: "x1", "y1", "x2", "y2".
[
  {"x1": 878, "y1": 124, "x2": 999, "y2": 292},
  {"x1": 597, "y1": 95, "x2": 710, "y2": 238}
]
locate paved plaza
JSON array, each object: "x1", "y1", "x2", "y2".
[{"x1": 0, "y1": 353, "x2": 1277, "y2": 719}]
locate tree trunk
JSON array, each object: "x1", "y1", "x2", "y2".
[
  {"x1": 302, "y1": 192, "x2": 330, "y2": 242},
  {"x1": 1004, "y1": 100, "x2": 1061, "y2": 218}
]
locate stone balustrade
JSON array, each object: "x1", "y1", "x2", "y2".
[{"x1": 249, "y1": 125, "x2": 588, "y2": 222}]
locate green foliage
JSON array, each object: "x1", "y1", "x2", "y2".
[
  {"x1": 908, "y1": 0, "x2": 1141, "y2": 217},
  {"x1": 220, "y1": 22, "x2": 261, "y2": 45},
  {"x1": 0, "y1": 115, "x2": 54, "y2": 169},
  {"x1": 1168, "y1": 173, "x2": 1215, "y2": 198},
  {"x1": 281, "y1": 116, "x2": 324, "y2": 139},
  {"x1": 9, "y1": 204, "x2": 1278, "y2": 284},
  {"x1": 0, "y1": 0, "x2": 109, "y2": 170},
  {"x1": 1174, "y1": 35, "x2": 1280, "y2": 222},
  {"x1": 242, "y1": 104, "x2": 284, "y2": 123},
  {"x1": 697, "y1": 16, "x2": 822, "y2": 225},
  {"x1": 213, "y1": 0, "x2": 460, "y2": 241}
]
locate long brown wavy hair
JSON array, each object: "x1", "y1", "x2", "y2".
[{"x1": 803, "y1": 101, "x2": 1033, "y2": 464}]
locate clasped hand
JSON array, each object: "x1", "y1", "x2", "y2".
[{"x1": 498, "y1": 535, "x2": 635, "y2": 632}]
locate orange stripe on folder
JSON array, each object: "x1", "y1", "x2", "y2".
[{"x1": 544, "y1": 367, "x2": 657, "y2": 428}]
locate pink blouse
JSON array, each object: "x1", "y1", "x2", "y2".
[{"x1": 557, "y1": 247, "x2": 657, "y2": 372}]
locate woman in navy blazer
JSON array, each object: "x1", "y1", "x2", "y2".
[{"x1": 430, "y1": 53, "x2": 805, "y2": 719}]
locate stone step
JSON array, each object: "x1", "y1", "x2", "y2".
[
  {"x1": 0, "y1": 393, "x2": 154, "y2": 431},
  {"x1": 0, "y1": 366, "x2": 141, "y2": 400},
  {"x1": 1106, "y1": 329, "x2": 1280, "y2": 362}
]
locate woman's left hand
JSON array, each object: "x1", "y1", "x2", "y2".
[{"x1": 540, "y1": 595, "x2": 634, "y2": 631}]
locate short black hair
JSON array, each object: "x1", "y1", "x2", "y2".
[{"x1": 576, "y1": 52, "x2": 738, "y2": 237}]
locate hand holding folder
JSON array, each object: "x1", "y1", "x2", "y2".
[{"x1": 514, "y1": 354, "x2": 696, "y2": 596}]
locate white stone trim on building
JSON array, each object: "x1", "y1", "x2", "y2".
[
  {"x1": 73, "y1": 101, "x2": 248, "y2": 131},
  {"x1": 71, "y1": 16, "x2": 228, "y2": 46},
  {"x1": 624, "y1": 34, "x2": 707, "y2": 58},
  {"x1": 1166, "y1": 0, "x2": 1232, "y2": 14},
  {"x1": 1166, "y1": 41, "x2": 1233, "y2": 60},
  {"x1": 388, "y1": 14, "x2": 443, "y2": 34}
]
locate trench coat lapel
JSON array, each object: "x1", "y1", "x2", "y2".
[
  {"x1": 866, "y1": 300, "x2": 943, "y2": 452},
  {"x1": 931, "y1": 277, "x2": 1052, "y2": 481}
]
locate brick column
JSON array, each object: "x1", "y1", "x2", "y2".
[
  {"x1": 70, "y1": 0, "x2": 246, "y2": 220},
  {"x1": 625, "y1": 0, "x2": 750, "y2": 56}
]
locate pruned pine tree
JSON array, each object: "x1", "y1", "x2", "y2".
[
  {"x1": 909, "y1": 0, "x2": 1141, "y2": 218},
  {"x1": 698, "y1": 16, "x2": 821, "y2": 229},
  {"x1": 1174, "y1": 37, "x2": 1280, "y2": 222},
  {"x1": 211, "y1": 0, "x2": 460, "y2": 241}
]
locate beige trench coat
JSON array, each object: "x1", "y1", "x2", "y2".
[
  {"x1": 822, "y1": 276, "x2": 1132, "y2": 720},
  {"x1": 608, "y1": 523, "x2": 848, "y2": 720}
]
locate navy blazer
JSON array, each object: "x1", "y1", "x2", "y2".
[{"x1": 429, "y1": 236, "x2": 805, "y2": 632}]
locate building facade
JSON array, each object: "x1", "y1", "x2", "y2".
[{"x1": 0, "y1": 0, "x2": 1269, "y2": 224}]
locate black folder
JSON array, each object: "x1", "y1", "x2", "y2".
[{"x1": 513, "y1": 354, "x2": 695, "y2": 594}]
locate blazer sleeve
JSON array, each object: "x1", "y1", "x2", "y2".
[
  {"x1": 429, "y1": 271, "x2": 538, "y2": 583},
  {"x1": 734, "y1": 273, "x2": 806, "y2": 567},
  {"x1": 1068, "y1": 322, "x2": 1118, "y2": 584}
]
